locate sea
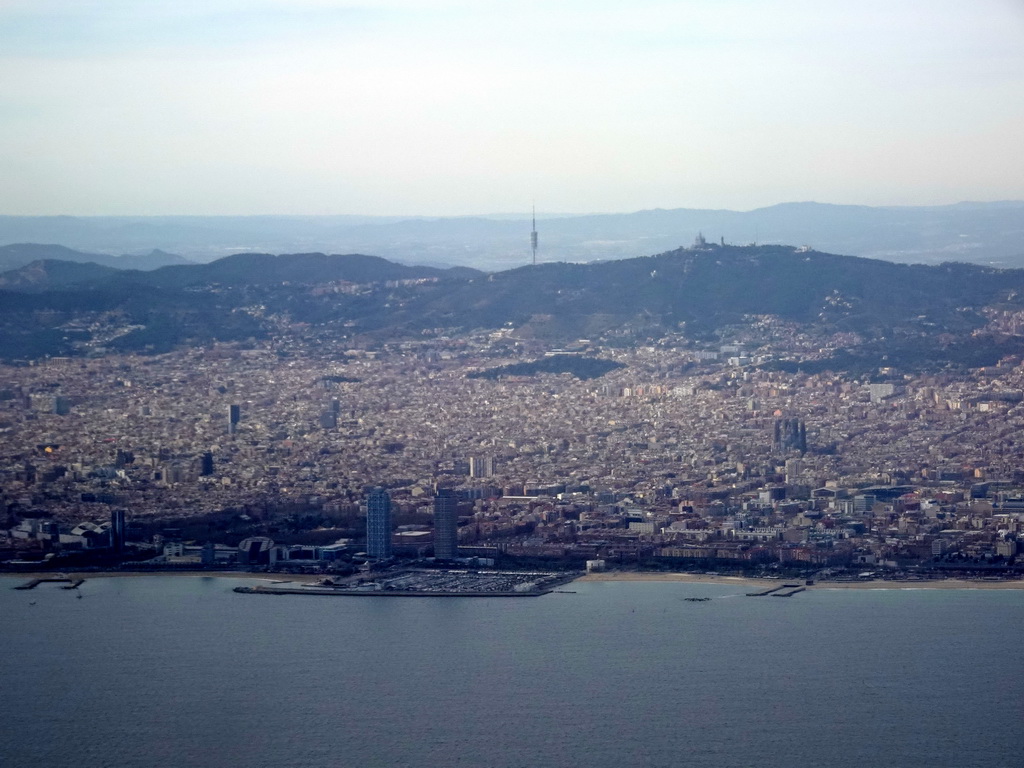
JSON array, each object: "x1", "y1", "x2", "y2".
[{"x1": 1, "y1": 575, "x2": 1022, "y2": 768}]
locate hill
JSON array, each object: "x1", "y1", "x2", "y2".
[
  {"x1": 379, "y1": 244, "x2": 1011, "y2": 341},
  {"x1": 2, "y1": 243, "x2": 1024, "y2": 370},
  {"x1": 0, "y1": 259, "x2": 123, "y2": 291},
  {"x1": 0, "y1": 243, "x2": 190, "y2": 272},
  {"x1": 139, "y1": 251, "x2": 470, "y2": 289}
]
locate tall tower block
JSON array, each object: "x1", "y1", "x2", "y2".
[
  {"x1": 366, "y1": 487, "x2": 392, "y2": 560},
  {"x1": 109, "y1": 508, "x2": 126, "y2": 553},
  {"x1": 433, "y1": 489, "x2": 459, "y2": 560}
]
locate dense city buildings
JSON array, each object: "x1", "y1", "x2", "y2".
[{"x1": 1, "y1": 324, "x2": 1023, "y2": 577}]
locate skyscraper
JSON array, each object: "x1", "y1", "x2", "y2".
[
  {"x1": 773, "y1": 417, "x2": 806, "y2": 453},
  {"x1": 366, "y1": 487, "x2": 392, "y2": 560},
  {"x1": 228, "y1": 404, "x2": 241, "y2": 435},
  {"x1": 109, "y1": 508, "x2": 126, "y2": 553},
  {"x1": 468, "y1": 455, "x2": 495, "y2": 478},
  {"x1": 433, "y1": 489, "x2": 458, "y2": 560}
]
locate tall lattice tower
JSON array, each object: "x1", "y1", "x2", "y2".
[{"x1": 531, "y1": 205, "x2": 538, "y2": 266}]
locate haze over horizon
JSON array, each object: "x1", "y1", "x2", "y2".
[{"x1": 3, "y1": 0, "x2": 1023, "y2": 218}]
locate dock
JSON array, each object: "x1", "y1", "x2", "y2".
[{"x1": 234, "y1": 585, "x2": 549, "y2": 598}]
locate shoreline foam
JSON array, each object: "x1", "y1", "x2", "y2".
[{"x1": 575, "y1": 572, "x2": 1024, "y2": 589}]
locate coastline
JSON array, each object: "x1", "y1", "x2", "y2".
[
  {"x1": 576, "y1": 571, "x2": 1024, "y2": 590},
  {"x1": 5, "y1": 570, "x2": 1024, "y2": 591},
  {"x1": 0, "y1": 570, "x2": 319, "y2": 583}
]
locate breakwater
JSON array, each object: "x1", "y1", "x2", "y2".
[
  {"x1": 14, "y1": 577, "x2": 85, "y2": 590},
  {"x1": 234, "y1": 584, "x2": 549, "y2": 597},
  {"x1": 747, "y1": 583, "x2": 805, "y2": 597}
]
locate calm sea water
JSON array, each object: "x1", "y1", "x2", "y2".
[{"x1": 1, "y1": 576, "x2": 1022, "y2": 768}]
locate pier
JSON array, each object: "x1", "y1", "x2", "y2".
[{"x1": 234, "y1": 584, "x2": 549, "y2": 598}]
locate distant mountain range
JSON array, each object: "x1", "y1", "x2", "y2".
[
  {"x1": 3, "y1": 244, "x2": 1024, "y2": 372},
  {"x1": 0, "y1": 244, "x2": 191, "y2": 273},
  {"x1": 0, "y1": 252, "x2": 476, "y2": 293},
  {"x1": 1, "y1": 200, "x2": 1022, "y2": 270}
]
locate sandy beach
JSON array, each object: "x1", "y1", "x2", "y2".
[
  {"x1": 5, "y1": 570, "x2": 1023, "y2": 591},
  {"x1": 576, "y1": 571, "x2": 1024, "y2": 589}
]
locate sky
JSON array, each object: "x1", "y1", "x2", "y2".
[{"x1": 1, "y1": 0, "x2": 1023, "y2": 216}]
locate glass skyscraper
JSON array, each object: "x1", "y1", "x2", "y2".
[
  {"x1": 433, "y1": 489, "x2": 458, "y2": 560},
  {"x1": 366, "y1": 487, "x2": 392, "y2": 559}
]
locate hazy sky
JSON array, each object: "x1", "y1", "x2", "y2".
[{"x1": 2, "y1": 0, "x2": 1023, "y2": 215}]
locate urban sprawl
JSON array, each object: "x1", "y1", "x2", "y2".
[{"x1": 4, "y1": 323, "x2": 1024, "y2": 580}]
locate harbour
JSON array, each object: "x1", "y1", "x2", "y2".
[
  {"x1": 233, "y1": 568, "x2": 577, "y2": 597},
  {"x1": 234, "y1": 584, "x2": 549, "y2": 597}
]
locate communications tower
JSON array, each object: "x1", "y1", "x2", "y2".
[{"x1": 531, "y1": 205, "x2": 538, "y2": 266}]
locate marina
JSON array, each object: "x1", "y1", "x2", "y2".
[{"x1": 234, "y1": 569, "x2": 577, "y2": 597}]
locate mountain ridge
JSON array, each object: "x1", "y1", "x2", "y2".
[
  {"x1": 0, "y1": 243, "x2": 191, "y2": 273},
  {"x1": 2, "y1": 243, "x2": 1023, "y2": 370},
  {"x1": 1, "y1": 200, "x2": 1022, "y2": 270}
]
